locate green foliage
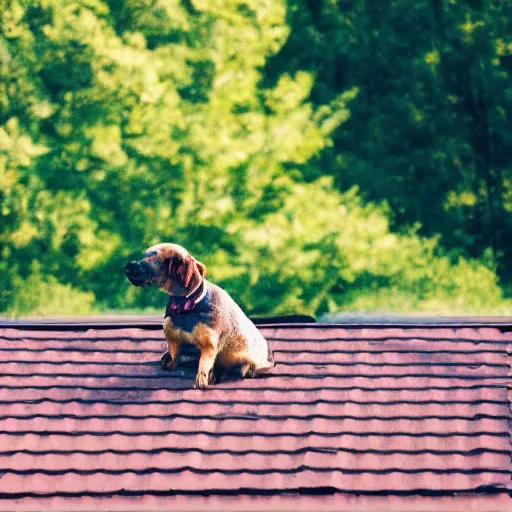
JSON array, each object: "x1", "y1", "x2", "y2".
[
  {"x1": 271, "y1": 0, "x2": 512, "y2": 278},
  {"x1": 6, "y1": 262, "x2": 96, "y2": 317},
  {"x1": 220, "y1": 177, "x2": 505, "y2": 316},
  {"x1": 0, "y1": 0, "x2": 510, "y2": 317}
]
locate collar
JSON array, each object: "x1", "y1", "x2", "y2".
[{"x1": 167, "y1": 282, "x2": 207, "y2": 313}]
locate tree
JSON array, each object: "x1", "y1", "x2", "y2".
[
  {"x1": 0, "y1": 0, "x2": 509, "y2": 316},
  {"x1": 268, "y1": 0, "x2": 512, "y2": 284}
]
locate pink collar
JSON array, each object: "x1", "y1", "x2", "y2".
[{"x1": 168, "y1": 285, "x2": 206, "y2": 313}]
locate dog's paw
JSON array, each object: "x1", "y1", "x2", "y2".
[
  {"x1": 160, "y1": 352, "x2": 176, "y2": 371},
  {"x1": 193, "y1": 368, "x2": 215, "y2": 390},
  {"x1": 241, "y1": 362, "x2": 256, "y2": 378}
]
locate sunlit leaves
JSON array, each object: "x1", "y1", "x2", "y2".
[{"x1": 0, "y1": 0, "x2": 510, "y2": 316}]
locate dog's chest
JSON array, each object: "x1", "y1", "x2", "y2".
[
  {"x1": 165, "y1": 294, "x2": 214, "y2": 334},
  {"x1": 168, "y1": 310, "x2": 211, "y2": 333}
]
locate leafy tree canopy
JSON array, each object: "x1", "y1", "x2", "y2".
[{"x1": 0, "y1": 0, "x2": 510, "y2": 316}]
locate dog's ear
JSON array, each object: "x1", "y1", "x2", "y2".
[
  {"x1": 182, "y1": 255, "x2": 206, "y2": 296},
  {"x1": 166, "y1": 254, "x2": 206, "y2": 296}
]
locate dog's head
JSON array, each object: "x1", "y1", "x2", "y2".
[{"x1": 125, "y1": 243, "x2": 206, "y2": 297}]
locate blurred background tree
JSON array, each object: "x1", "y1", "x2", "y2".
[{"x1": 0, "y1": 0, "x2": 510, "y2": 317}]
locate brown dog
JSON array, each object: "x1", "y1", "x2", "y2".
[{"x1": 125, "y1": 243, "x2": 274, "y2": 389}]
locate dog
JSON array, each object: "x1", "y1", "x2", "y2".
[{"x1": 125, "y1": 243, "x2": 274, "y2": 389}]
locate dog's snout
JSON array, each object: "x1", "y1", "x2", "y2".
[
  {"x1": 126, "y1": 261, "x2": 140, "y2": 273},
  {"x1": 125, "y1": 261, "x2": 145, "y2": 287},
  {"x1": 125, "y1": 259, "x2": 158, "y2": 287}
]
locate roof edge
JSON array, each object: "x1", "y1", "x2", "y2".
[
  {"x1": 0, "y1": 315, "x2": 511, "y2": 331},
  {"x1": 0, "y1": 314, "x2": 316, "y2": 330}
]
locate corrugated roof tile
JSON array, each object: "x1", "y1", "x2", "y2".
[{"x1": 0, "y1": 324, "x2": 511, "y2": 510}]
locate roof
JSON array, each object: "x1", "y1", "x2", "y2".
[{"x1": 0, "y1": 321, "x2": 511, "y2": 511}]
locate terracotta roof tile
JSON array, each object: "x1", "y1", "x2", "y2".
[{"x1": 0, "y1": 324, "x2": 511, "y2": 510}]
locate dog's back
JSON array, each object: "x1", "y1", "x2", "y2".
[{"x1": 208, "y1": 281, "x2": 274, "y2": 371}]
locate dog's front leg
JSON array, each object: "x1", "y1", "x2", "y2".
[
  {"x1": 161, "y1": 316, "x2": 184, "y2": 371},
  {"x1": 192, "y1": 323, "x2": 218, "y2": 389}
]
